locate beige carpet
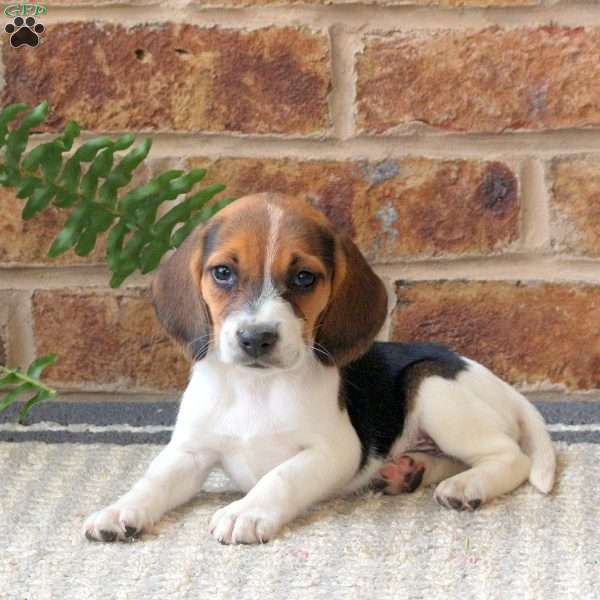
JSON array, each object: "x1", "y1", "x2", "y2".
[{"x1": 1, "y1": 442, "x2": 598, "y2": 600}]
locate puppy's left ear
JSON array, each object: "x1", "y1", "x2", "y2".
[
  {"x1": 316, "y1": 234, "x2": 388, "y2": 366},
  {"x1": 152, "y1": 225, "x2": 211, "y2": 361}
]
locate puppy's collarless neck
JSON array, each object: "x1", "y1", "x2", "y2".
[{"x1": 192, "y1": 351, "x2": 335, "y2": 383}]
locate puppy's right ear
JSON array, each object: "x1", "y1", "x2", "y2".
[{"x1": 152, "y1": 226, "x2": 211, "y2": 361}]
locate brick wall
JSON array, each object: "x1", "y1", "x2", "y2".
[{"x1": 2, "y1": 0, "x2": 600, "y2": 400}]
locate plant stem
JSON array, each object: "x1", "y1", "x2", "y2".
[{"x1": 0, "y1": 365, "x2": 57, "y2": 396}]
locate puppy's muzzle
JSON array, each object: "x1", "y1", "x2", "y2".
[{"x1": 236, "y1": 325, "x2": 279, "y2": 359}]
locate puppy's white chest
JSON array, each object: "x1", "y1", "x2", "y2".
[
  {"x1": 214, "y1": 393, "x2": 304, "y2": 490},
  {"x1": 221, "y1": 434, "x2": 301, "y2": 492},
  {"x1": 174, "y1": 358, "x2": 342, "y2": 492}
]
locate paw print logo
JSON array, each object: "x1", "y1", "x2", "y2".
[{"x1": 5, "y1": 16, "x2": 44, "y2": 48}]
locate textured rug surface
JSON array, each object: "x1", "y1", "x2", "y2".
[{"x1": 1, "y1": 441, "x2": 598, "y2": 600}]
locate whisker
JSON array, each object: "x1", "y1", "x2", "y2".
[
  {"x1": 185, "y1": 332, "x2": 216, "y2": 356},
  {"x1": 310, "y1": 341, "x2": 336, "y2": 365},
  {"x1": 187, "y1": 333, "x2": 215, "y2": 345}
]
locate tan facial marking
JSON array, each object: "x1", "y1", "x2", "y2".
[
  {"x1": 199, "y1": 194, "x2": 334, "y2": 342},
  {"x1": 270, "y1": 245, "x2": 331, "y2": 341},
  {"x1": 153, "y1": 191, "x2": 387, "y2": 367},
  {"x1": 201, "y1": 229, "x2": 265, "y2": 337}
]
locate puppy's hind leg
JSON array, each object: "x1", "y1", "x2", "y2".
[
  {"x1": 407, "y1": 453, "x2": 467, "y2": 488},
  {"x1": 375, "y1": 453, "x2": 466, "y2": 495},
  {"x1": 417, "y1": 376, "x2": 531, "y2": 511}
]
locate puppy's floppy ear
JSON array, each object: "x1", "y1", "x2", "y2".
[
  {"x1": 316, "y1": 234, "x2": 388, "y2": 366},
  {"x1": 152, "y1": 225, "x2": 211, "y2": 361}
]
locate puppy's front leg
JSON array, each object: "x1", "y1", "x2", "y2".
[
  {"x1": 84, "y1": 444, "x2": 218, "y2": 542},
  {"x1": 211, "y1": 444, "x2": 359, "y2": 545}
]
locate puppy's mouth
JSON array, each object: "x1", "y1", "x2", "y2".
[
  {"x1": 236, "y1": 358, "x2": 275, "y2": 369},
  {"x1": 237, "y1": 358, "x2": 286, "y2": 371}
]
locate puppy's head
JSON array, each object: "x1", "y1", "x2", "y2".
[{"x1": 152, "y1": 193, "x2": 387, "y2": 370}]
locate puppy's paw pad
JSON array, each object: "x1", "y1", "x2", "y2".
[
  {"x1": 374, "y1": 455, "x2": 425, "y2": 495},
  {"x1": 434, "y1": 479, "x2": 483, "y2": 512},
  {"x1": 83, "y1": 506, "x2": 148, "y2": 542},
  {"x1": 210, "y1": 501, "x2": 279, "y2": 545}
]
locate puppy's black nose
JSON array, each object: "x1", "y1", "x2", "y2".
[{"x1": 237, "y1": 326, "x2": 279, "y2": 358}]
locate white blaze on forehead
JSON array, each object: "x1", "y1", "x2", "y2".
[
  {"x1": 261, "y1": 203, "x2": 284, "y2": 299},
  {"x1": 216, "y1": 203, "x2": 306, "y2": 367}
]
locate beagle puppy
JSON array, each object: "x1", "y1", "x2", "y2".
[{"x1": 83, "y1": 192, "x2": 556, "y2": 545}]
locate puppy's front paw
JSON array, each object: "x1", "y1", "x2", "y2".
[
  {"x1": 210, "y1": 500, "x2": 280, "y2": 545},
  {"x1": 83, "y1": 505, "x2": 150, "y2": 542}
]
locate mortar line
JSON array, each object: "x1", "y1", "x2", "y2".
[
  {"x1": 0, "y1": 294, "x2": 9, "y2": 367},
  {"x1": 373, "y1": 254, "x2": 600, "y2": 284},
  {"x1": 329, "y1": 25, "x2": 358, "y2": 141},
  {"x1": 50, "y1": 390, "x2": 177, "y2": 402},
  {"x1": 3, "y1": 255, "x2": 600, "y2": 290},
  {"x1": 520, "y1": 158, "x2": 551, "y2": 252},
  {"x1": 37, "y1": 383, "x2": 185, "y2": 396},
  {"x1": 7, "y1": 290, "x2": 36, "y2": 370},
  {"x1": 0, "y1": 266, "x2": 151, "y2": 290},
  {"x1": 25, "y1": 129, "x2": 600, "y2": 161},
  {"x1": 40, "y1": 4, "x2": 600, "y2": 30}
]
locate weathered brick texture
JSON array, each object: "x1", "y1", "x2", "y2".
[
  {"x1": 0, "y1": 160, "x2": 167, "y2": 267},
  {"x1": 357, "y1": 27, "x2": 600, "y2": 133},
  {"x1": 2, "y1": 24, "x2": 331, "y2": 135},
  {"x1": 392, "y1": 281, "x2": 600, "y2": 390},
  {"x1": 550, "y1": 158, "x2": 600, "y2": 258},
  {"x1": 192, "y1": 157, "x2": 519, "y2": 261},
  {"x1": 0, "y1": 187, "x2": 104, "y2": 266},
  {"x1": 31, "y1": 289, "x2": 189, "y2": 390},
  {"x1": 1, "y1": 2, "x2": 599, "y2": 397}
]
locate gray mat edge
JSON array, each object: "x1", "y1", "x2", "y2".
[
  {"x1": 0, "y1": 400, "x2": 599, "y2": 444},
  {"x1": 2, "y1": 399, "x2": 600, "y2": 426}
]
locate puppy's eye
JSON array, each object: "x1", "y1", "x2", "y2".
[
  {"x1": 211, "y1": 265, "x2": 236, "y2": 286},
  {"x1": 293, "y1": 270, "x2": 316, "y2": 289}
]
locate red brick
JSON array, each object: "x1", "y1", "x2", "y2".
[
  {"x1": 357, "y1": 27, "x2": 600, "y2": 133},
  {"x1": 2, "y1": 23, "x2": 331, "y2": 135},
  {"x1": 0, "y1": 159, "x2": 173, "y2": 266},
  {"x1": 0, "y1": 187, "x2": 104, "y2": 266},
  {"x1": 550, "y1": 158, "x2": 600, "y2": 257},
  {"x1": 31, "y1": 289, "x2": 189, "y2": 391},
  {"x1": 191, "y1": 156, "x2": 520, "y2": 261},
  {"x1": 391, "y1": 280, "x2": 600, "y2": 390}
]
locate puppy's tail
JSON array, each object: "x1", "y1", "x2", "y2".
[{"x1": 517, "y1": 394, "x2": 556, "y2": 494}]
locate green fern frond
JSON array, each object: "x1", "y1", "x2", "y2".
[
  {"x1": 0, "y1": 101, "x2": 236, "y2": 421},
  {"x1": 0, "y1": 354, "x2": 58, "y2": 424},
  {"x1": 0, "y1": 101, "x2": 235, "y2": 288}
]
